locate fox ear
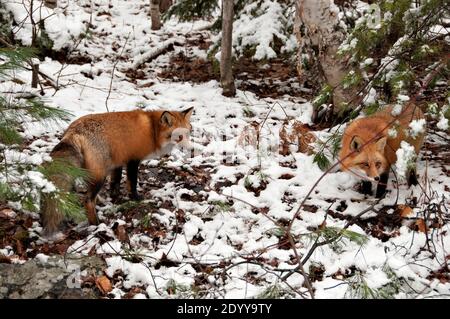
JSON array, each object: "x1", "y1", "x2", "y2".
[
  {"x1": 160, "y1": 111, "x2": 174, "y2": 127},
  {"x1": 376, "y1": 136, "x2": 387, "y2": 151},
  {"x1": 350, "y1": 136, "x2": 363, "y2": 152},
  {"x1": 182, "y1": 107, "x2": 194, "y2": 120}
]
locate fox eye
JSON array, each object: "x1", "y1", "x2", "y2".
[
  {"x1": 360, "y1": 162, "x2": 369, "y2": 168},
  {"x1": 375, "y1": 161, "x2": 382, "y2": 168}
]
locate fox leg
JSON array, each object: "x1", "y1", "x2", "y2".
[
  {"x1": 407, "y1": 169, "x2": 419, "y2": 186},
  {"x1": 85, "y1": 179, "x2": 105, "y2": 225},
  {"x1": 360, "y1": 181, "x2": 373, "y2": 195},
  {"x1": 375, "y1": 172, "x2": 389, "y2": 198},
  {"x1": 110, "y1": 167, "x2": 123, "y2": 203},
  {"x1": 126, "y1": 160, "x2": 142, "y2": 201}
]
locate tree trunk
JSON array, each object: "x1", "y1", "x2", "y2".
[
  {"x1": 30, "y1": 0, "x2": 39, "y2": 89},
  {"x1": 220, "y1": 0, "x2": 236, "y2": 97},
  {"x1": 31, "y1": 60, "x2": 39, "y2": 89},
  {"x1": 150, "y1": 0, "x2": 162, "y2": 30},
  {"x1": 159, "y1": 0, "x2": 172, "y2": 13},
  {"x1": 43, "y1": 0, "x2": 57, "y2": 9},
  {"x1": 294, "y1": 0, "x2": 359, "y2": 116}
]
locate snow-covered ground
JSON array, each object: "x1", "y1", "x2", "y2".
[{"x1": 1, "y1": 0, "x2": 449, "y2": 299}]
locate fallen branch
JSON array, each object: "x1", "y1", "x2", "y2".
[{"x1": 131, "y1": 39, "x2": 182, "y2": 70}]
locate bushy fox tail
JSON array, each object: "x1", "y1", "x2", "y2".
[{"x1": 41, "y1": 141, "x2": 84, "y2": 235}]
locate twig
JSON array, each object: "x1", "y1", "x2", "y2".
[{"x1": 105, "y1": 32, "x2": 131, "y2": 112}]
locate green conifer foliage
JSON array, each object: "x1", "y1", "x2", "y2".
[{"x1": 0, "y1": 48, "x2": 86, "y2": 222}]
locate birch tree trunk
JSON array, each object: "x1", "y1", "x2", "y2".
[
  {"x1": 150, "y1": 0, "x2": 162, "y2": 30},
  {"x1": 220, "y1": 0, "x2": 236, "y2": 97},
  {"x1": 295, "y1": 0, "x2": 359, "y2": 116}
]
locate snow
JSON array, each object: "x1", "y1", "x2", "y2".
[
  {"x1": 26, "y1": 171, "x2": 56, "y2": 193},
  {"x1": 437, "y1": 116, "x2": 449, "y2": 131},
  {"x1": 4, "y1": 1, "x2": 88, "y2": 50},
  {"x1": 409, "y1": 119, "x2": 426, "y2": 138},
  {"x1": 35, "y1": 253, "x2": 49, "y2": 264},
  {"x1": 1, "y1": 0, "x2": 449, "y2": 300},
  {"x1": 361, "y1": 58, "x2": 374, "y2": 68},
  {"x1": 363, "y1": 87, "x2": 377, "y2": 105},
  {"x1": 397, "y1": 94, "x2": 410, "y2": 102},
  {"x1": 227, "y1": 0, "x2": 296, "y2": 60},
  {"x1": 391, "y1": 104, "x2": 403, "y2": 116},
  {"x1": 395, "y1": 142, "x2": 417, "y2": 179}
]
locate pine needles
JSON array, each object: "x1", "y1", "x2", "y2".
[{"x1": 0, "y1": 48, "x2": 84, "y2": 222}]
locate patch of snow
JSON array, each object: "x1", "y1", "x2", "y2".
[{"x1": 395, "y1": 141, "x2": 417, "y2": 179}]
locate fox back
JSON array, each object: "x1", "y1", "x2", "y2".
[{"x1": 61, "y1": 109, "x2": 192, "y2": 180}]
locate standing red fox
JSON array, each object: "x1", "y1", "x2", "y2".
[
  {"x1": 339, "y1": 103, "x2": 425, "y2": 198},
  {"x1": 41, "y1": 107, "x2": 193, "y2": 235}
]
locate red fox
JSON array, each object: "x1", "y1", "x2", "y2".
[
  {"x1": 339, "y1": 103, "x2": 425, "y2": 198},
  {"x1": 41, "y1": 107, "x2": 193, "y2": 235}
]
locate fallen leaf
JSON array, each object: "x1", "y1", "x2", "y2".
[
  {"x1": 237, "y1": 121, "x2": 260, "y2": 148},
  {"x1": 113, "y1": 223, "x2": 129, "y2": 243},
  {"x1": 415, "y1": 219, "x2": 427, "y2": 233},
  {"x1": 0, "y1": 254, "x2": 11, "y2": 264},
  {"x1": 0, "y1": 208, "x2": 16, "y2": 219},
  {"x1": 123, "y1": 287, "x2": 144, "y2": 299},
  {"x1": 15, "y1": 239, "x2": 25, "y2": 257},
  {"x1": 319, "y1": 220, "x2": 327, "y2": 230},
  {"x1": 154, "y1": 252, "x2": 180, "y2": 269},
  {"x1": 397, "y1": 204, "x2": 413, "y2": 218},
  {"x1": 279, "y1": 120, "x2": 316, "y2": 155},
  {"x1": 96, "y1": 275, "x2": 113, "y2": 294}
]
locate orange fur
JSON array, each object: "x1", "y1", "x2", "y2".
[
  {"x1": 339, "y1": 104, "x2": 425, "y2": 182},
  {"x1": 41, "y1": 108, "x2": 193, "y2": 234}
]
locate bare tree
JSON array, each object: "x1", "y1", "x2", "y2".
[
  {"x1": 150, "y1": 0, "x2": 162, "y2": 30},
  {"x1": 29, "y1": 0, "x2": 39, "y2": 88},
  {"x1": 220, "y1": 0, "x2": 236, "y2": 97},
  {"x1": 294, "y1": 0, "x2": 358, "y2": 115}
]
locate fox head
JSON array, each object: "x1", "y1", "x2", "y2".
[
  {"x1": 339, "y1": 135, "x2": 389, "y2": 182},
  {"x1": 157, "y1": 107, "x2": 194, "y2": 149}
]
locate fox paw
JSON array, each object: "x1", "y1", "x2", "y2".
[
  {"x1": 130, "y1": 193, "x2": 143, "y2": 201},
  {"x1": 359, "y1": 181, "x2": 373, "y2": 195}
]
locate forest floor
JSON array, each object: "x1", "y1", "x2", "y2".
[{"x1": 1, "y1": 1, "x2": 449, "y2": 299}]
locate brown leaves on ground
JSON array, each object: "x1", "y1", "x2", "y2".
[
  {"x1": 154, "y1": 252, "x2": 181, "y2": 269},
  {"x1": 158, "y1": 52, "x2": 218, "y2": 83},
  {"x1": 123, "y1": 287, "x2": 146, "y2": 299},
  {"x1": 112, "y1": 223, "x2": 129, "y2": 243},
  {"x1": 0, "y1": 254, "x2": 11, "y2": 264},
  {"x1": 397, "y1": 204, "x2": 413, "y2": 218},
  {"x1": 415, "y1": 219, "x2": 427, "y2": 233},
  {"x1": 237, "y1": 121, "x2": 260, "y2": 149},
  {"x1": 0, "y1": 208, "x2": 16, "y2": 219},
  {"x1": 158, "y1": 43, "x2": 307, "y2": 99},
  {"x1": 394, "y1": 204, "x2": 443, "y2": 234},
  {"x1": 0, "y1": 210, "x2": 33, "y2": 260},
  {"x1": 96, "y1": 275, "x2": 113, "y2": 295},
  {"x1": 279, "y1": 120, "x2": 316, "y2": 156}
]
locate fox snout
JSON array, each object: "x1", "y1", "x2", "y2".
[{"x1": 171, "y1": 127, "x2": 191, "y2": 147}]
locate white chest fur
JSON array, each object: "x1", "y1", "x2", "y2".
[{"x1": 145, "y1": 143, "x2": 175, "y2": 160}]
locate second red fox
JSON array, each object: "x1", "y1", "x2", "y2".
[
  {"x1": 41, "y1": 107, "x2": 194, "y2": 235},
  {"x1": 339, "y1": 103, "x2": 425, "y2": 198}
]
